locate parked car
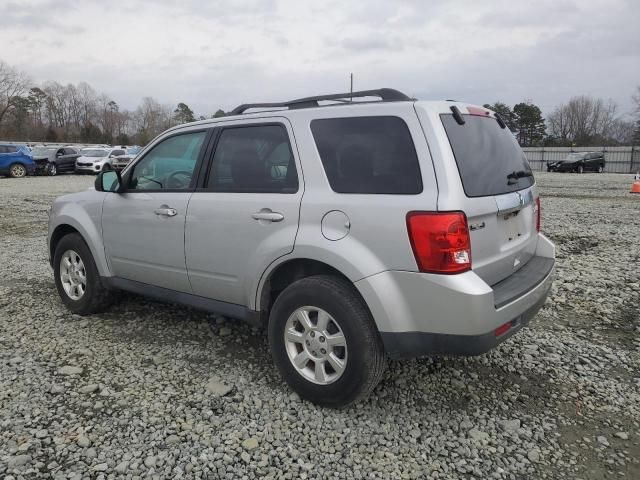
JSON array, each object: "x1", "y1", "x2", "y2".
[
  {"x1": 31, "y1": 146, "x2": 81, "y2": 176},
  {"x1": 0, "y1": 144, "x2": 36, "y2": 178},
  {"x1": 75, "y1": 147, "x2": 126, "y2": 174},
  {"x1": 111, "y1": 146, "x2": 142, "y2": 171},
  {"x1": 547, "y1": 152, "x2": 605, "y2": 173},
  {"x1": 48, "y1": 89, "x2": 556, "y2": 407}
]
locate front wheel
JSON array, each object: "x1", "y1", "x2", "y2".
[
  {"x1": 598, "y1": 165, "x2": 604, "y2": 173},
  {"x1": 53, "y1": 233, "x2": 114, "y2": 315},
  {"x1": 268, "y1": 275, "x2": 386, "y2": 408},
  {"x1": 47, "y1": 163, "x2": 57, "y2": 176},
  {"x1": 9, "y1": 163, "x2": 27, "y2": 178}
]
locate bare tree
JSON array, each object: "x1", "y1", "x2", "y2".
[
  {"x1": 134, "y1": 97, "x2": 175, "y2": 144},
  {"x1": 0, "y1": 61, "x2": 31, "y2": 132},
  {"x1": 548, "y1": 95, "x2": 619, "y2": 145}
]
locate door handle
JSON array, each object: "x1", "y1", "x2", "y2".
[
  {"x1": 154, "y1": 207, "x2": 177, "y2": 217},
  {"x1": 252, "y1": 210, "x2": 284, "y2": 222}
]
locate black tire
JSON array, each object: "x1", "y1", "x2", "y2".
[
  {"x1": 53, "y1": 233, "x2": 114, "y2": 315},
  {"x1": 598, "y1": 165, "x2": 604, "y2": 173},
  {"x1": 8, "y1": 163, "x2": 27, "y2": 178},
  {"x1": 47, "y1": 163, "x2": 57, "y2": 176},
  {"x1": 268, "y1": 275, "x2": 386, "y2": 408},
  {"x1": 577, "y1": 165, "x2": 584, "y2": 174}
]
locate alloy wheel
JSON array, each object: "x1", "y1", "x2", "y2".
[
  {"x1": 284, "y1": 306, "x2": 348, "y2": 385},
  {"x1": 59, "y1": 249, "x2": 87, "y2": 300},
  {"x1": 10, "y1": 164, "x2": 26, "y2": 178}
]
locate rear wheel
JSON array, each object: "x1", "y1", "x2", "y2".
[
  {"x1": 47, "y1": 163, "x2": 57, "y2": 176},
  {"x1": 53, "y1": 233, "x2": 114, "y2": 315},
  {"x1": 268, "y1": 275, "x2": 386, "y2": 408},
  {"x1": 598, "y1": 164, "x2": 604, "y2": 173},
  {"x1": 9, "y1": 163, "x2": 27, "y2": 178}
]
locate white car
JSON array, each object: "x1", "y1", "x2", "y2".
[{"x1": 75, "y1": 147, "x2": 126, "y2": 174}]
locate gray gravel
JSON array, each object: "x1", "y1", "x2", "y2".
[{"x1": 1, "y1": 172, "x2": 639, "y2": 479}]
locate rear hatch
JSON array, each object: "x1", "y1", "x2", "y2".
[{"x1": 420, "y1": 104, "x2": 539, "y2": 286}]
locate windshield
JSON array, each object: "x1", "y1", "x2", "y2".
[
  {"x1": 126, "y1": 146, "x2": 141, "y2": 155},
  {"x1": 81, "y1": 149, "x2": 109, "y2": 158},
  {"x1": 441, "y1": 114, "x2": 534, "y2": 197},
  {"x1": 31, "y1": 147, "x2": 56, "y2": 156}
]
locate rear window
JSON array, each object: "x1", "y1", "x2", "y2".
[
  {"x1": 441, "y1": 114, "x2": 534, "y2": 197},
  {"x1": 311, "y1": 116, "x2": 422, "y2": 194}
]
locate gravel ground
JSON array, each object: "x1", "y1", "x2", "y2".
[{"x1": 1, "y1": 172, "x2": 639, "y2": 479}]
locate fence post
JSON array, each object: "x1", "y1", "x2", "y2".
[
  {"x1": 541, "y1": 147, "x2": 544, "y2": 170},
  {"x1": 632, "y1": 146, "x2": 636, "y2": 174}
]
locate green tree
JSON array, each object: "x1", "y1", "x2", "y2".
[
  {"x1": 483, "y1": 102, "x2": 517, "y2": 131},
  {"x1": 213, "y1": 109, "x2": 226, "y2": 118},
  {"x1": 174, "y1": 102, "x2": 195, "y2": 124},
  {"x1": 512, "y1": 102, "x2": 546, "y2": 146}
]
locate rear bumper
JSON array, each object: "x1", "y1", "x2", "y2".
[{"x1": 356, "y1": 234, "x2": 555, "y2": 359}]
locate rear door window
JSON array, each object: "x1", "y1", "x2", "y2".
[
  {"x1": 441, "y1": 114, "x2": 534, "y2": 197},
  {"x1": 311, "y1": 116, "x2": 422, "y2": 194},
  {"x1": 206, "y1": 124, "x2": 298, "y2": 193}
]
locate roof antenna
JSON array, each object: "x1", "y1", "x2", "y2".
[{"x1": 349, "y1": 73, "x2": 353, "y2": 102}]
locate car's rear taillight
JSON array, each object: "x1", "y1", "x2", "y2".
[
  {"x1": 534, "y1": 197, "x2": 541, "y2": 232},
  {"x1": 406, "y1": 211, "x2": 471, "y2": 274}
]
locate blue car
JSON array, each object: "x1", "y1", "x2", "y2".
[{"x1": 0, "y1": 144, "x2": 36, "y2": 178}]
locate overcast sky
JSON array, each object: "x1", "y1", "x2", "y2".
[{"x1": 1, "y1": 0, "x2": 638, "y2": 117}]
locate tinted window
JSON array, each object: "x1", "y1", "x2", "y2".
[
  {"x1": 441, "y1": 114, "x2": 534, "y2": 197},
  {"x1": 311, "y1": 116, "x2": 422, "y2": 194},
  {"x1": 207, "y1": 125, "x2": 298, "y2": 193},
  {"x1": 0, "y1": 146, "x2": 6, "y2": 153},
  {"x1": 64, "y1": 148, "x2": 77, "y2": 155},
  {"x1": 112, "y1": 150, "x2": 125, "y2": 157},
  {"x1": 129, "y1": 131, "x2": 206, "y2": 191},
  {"x1": 4, "y1": 146, "x2": 18, "y2": 153}
]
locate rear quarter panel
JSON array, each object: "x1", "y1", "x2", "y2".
[{"x1": 254, "y1": 103, "x2": 439, "y2": 309}]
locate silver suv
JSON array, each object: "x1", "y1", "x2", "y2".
[{"x1": 48, "y1": 89, "x2": 555, "y2": 407}]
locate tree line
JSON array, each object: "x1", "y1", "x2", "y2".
[
  {"x1": 0, "y1": 60, "x2": 228, "y2": 146},
  {"x1": 1, "y1": 60, "x2": 639, "y2": 146},
  {"x1": 485, "y1": 91, "x2": 639, "y2": 147}
]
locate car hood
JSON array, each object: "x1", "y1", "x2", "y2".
[
  {"x1": 78, "y1": 156, "x2": 108, "y2": 162},
  {"x1": 33, "y1": 155, "x2": 52, "y2": 161}
]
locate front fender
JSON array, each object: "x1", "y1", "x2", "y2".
[{"x1": 48, "y1": 193, "x2": 110, "y2": 277}]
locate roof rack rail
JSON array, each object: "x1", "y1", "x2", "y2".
[{"x1": 230, "y1": 88, "x2": 412, "y2": 115}]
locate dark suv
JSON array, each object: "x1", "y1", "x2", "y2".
[
  {"x1": 32, "y1": 146, "x2": 81, "y2": 176},
  {"x1": 547, "y1": 152, "x2": 605, "y2": 173}
]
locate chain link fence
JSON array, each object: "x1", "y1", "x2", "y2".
[{"x1": 523, "y1": 146, "x2": 639, "y2": 174}]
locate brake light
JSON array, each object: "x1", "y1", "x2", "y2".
[
  {"x1": 406, "y1": 212, "x2": 471, "y2": 274},
  {"x1": 534, "y1": 197, "x2": 541, "y2": 232},
  {"x1": 466, "y1": 106, "x2": 491, "y2": 117}
]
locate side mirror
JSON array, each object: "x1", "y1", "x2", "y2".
[{"x1": 95, "y1": 169, "x2": 123, "y2": 193}]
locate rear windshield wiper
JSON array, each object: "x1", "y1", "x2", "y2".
[{"x1": 507, "y1": 170, "x2": 533, "y2": 184}]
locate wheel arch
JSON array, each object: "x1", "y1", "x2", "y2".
[{"x1": 256, "y1": 258, "x2": 356, "y2": 318}]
